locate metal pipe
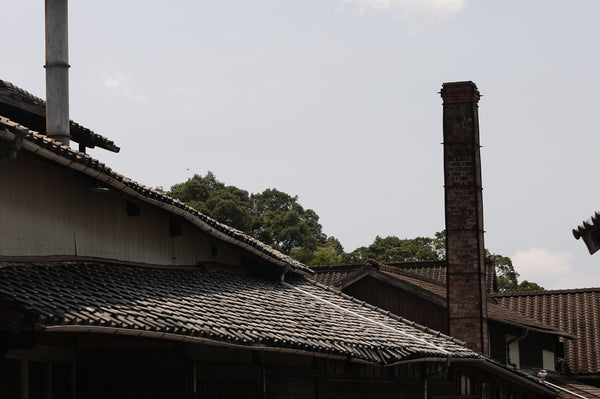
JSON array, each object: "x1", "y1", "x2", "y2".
[{"x1": 45, "y1": 0, "x2": 70, "y2": 146}]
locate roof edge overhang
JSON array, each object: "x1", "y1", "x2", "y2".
[
  {"x1": 486, "y1": 316, "x2": 576, "y2": 340},
  {"x1": 377, "y1": 356, "x2": 555, "y2": 397},
  {"x1": 0, "y1": 122, "x2": 311, "y2": 275},
  {"x1": 458, "y1": 358, "x2": 557, "y2": 397},
  {"x1": 41, "y1": 324, "x2": 454, "y2": 367}
]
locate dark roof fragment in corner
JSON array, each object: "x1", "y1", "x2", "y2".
[
  {"x1": 0, "y1": 116, "x2": 310, "y2": 274},
  {"x1": 0, "y1": 79, "x2": 120, "y2": 152},
  {"x1": 573, "y1": 211, "x2": 600, "y2": 254}
]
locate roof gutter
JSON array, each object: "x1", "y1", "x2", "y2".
[
  {"x1": 450, "y1": 357, "x2": 557, "y2": 397},
  {"x1": 376, "y1": 356, "x2": 556, "y2": 398},
  {"x1": 42, "y1": 324, "x2": 379, "y2": 366},
  {"x1": 487, "y1": 316, "x2": 576, "y2": 340}
]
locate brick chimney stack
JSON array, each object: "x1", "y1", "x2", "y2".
[{"x1": 441, "y1": 81, "x2": 488, "y2": 355}]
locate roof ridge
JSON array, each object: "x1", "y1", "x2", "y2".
[
  {"x1": 310, "y1": 263, "x2": 370, "y2": 271},
  {"x1": 0, "y1": 79, "x2": 45, "y2": 105},
  {"x1": 381, "y1": 263, "x2": 446, "y2": 287},
  {"x1": 386, "y1": 260, "x2": 447, "y2": 267},
  {"x1": 491, "y1": 287, "x2": 600, "y2": 297},
  {"x1": 0, "y1": 79, "x2": 119, "y2": 152}
]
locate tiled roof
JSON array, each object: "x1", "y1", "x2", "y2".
[
  {"x1": 545, "y1": 375, "x2": 600, "y2": 399},
  {"x1": 312, "y1": 261, "x2": 570, "y2": 338},
  {"x1": 492, "y1": 288, "x2": 600, "y2": 376},
  {"x1": 311, "y1": 260, "x2": 495, "y2": 292},
  {"x1": 0, "y1": 79, "x2": 119, "y2": 152},
  {"x1": 0, "y1": 261, "x2": 478, "y2": 365},
  {"x1": 308, "y1": 264, "x2": 359, "y2": 286},
  {"x1": 0, "y1": 116, "x2": 310, "y2": 274},
  {"x1": 385, "y1": 260, "x2": 448, "y2": 284}
]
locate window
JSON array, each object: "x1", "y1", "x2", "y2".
[
  {"x1": 460, "y1": 374, "x2": 472, "y2": 396},
  {"x1": 542, "y1": 349, "x2": 555, "y2": 372},
  {"x1": 2, "y1": 356, "x2": 74, "y2": 399},
  {"x1": 506, "y1": 335, "x2": 520, "y2": 368}
]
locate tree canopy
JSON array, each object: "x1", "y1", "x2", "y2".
[
  {"x1": 168, "y1": 173, "x2": 325, "y2": 255},
  {"x1": 167, "y1": 172, "x2": 542, "y2": 292}
]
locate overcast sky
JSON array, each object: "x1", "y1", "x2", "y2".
[{"x1": 4, "y1": 1, "x2": 600, "y2": 289}]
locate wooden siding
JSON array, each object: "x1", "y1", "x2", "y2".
[
  {"x1": 1, "y1": 334, "x2": 553, "y2": 399},
  {"x1": 343, "y1": 276, "x2": 449, "y2": 333},
  {"x1": 0, "y1": 152, "x2": 241, "y2": 266}
]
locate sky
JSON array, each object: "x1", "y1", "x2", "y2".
[{"x1": 3, "y1": 1, "x2": 600, "y2": 290}]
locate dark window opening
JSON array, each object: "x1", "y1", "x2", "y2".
[
  {"x1": 170, "y1": 218, "x2": 182, "y2": 237},
  {"x1": 126, "y1": 201, "x2": 141, "y2": 216}
]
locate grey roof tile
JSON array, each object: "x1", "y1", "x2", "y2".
[{"x1": 0, "y1": 261, "x2": 478, "y2": 365}]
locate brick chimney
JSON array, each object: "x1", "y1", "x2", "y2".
[{"x1": 441, "y1": 81, "x2": 488, "y2": 355}]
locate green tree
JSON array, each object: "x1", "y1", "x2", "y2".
[
  {"x1": 490, "y1": 253, "x2": 519, "y2": 292},
  {"x1": 251, "y1": 188, "x2": 326, "y2": 254},
  {"x1": 168, "y1": 173, "x2": 326, "y2": 255},
  {"x1": 169, "y1": 172, "x2": 255, "y2": 233},
  {"x1": 342, "y1": 235, "x2": 444, "y2": 264},
  {"x1": 516, "y1": 280, "x2": 545, "y2": 292},
  {"x1": 168, "y1": 174, "x2": 543, "y2": 292},
  {"x1": 290, "y1": 237, "x2": 345, "y2": 266}
]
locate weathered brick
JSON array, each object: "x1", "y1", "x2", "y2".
[{"x1": 441, "y1": 81, "x2": 489, "y2": 355}]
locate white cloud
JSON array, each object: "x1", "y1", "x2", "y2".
[
  {"x1": 99, "y1": 65, "x2": 149, "y2": 104},
  {"x1": 339, "y1": 0, "x2": 466, "y2": 18},
  {"x1": 512, "y1": 247, "x2": 584, "y2": 289}
]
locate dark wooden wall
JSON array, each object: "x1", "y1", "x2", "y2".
[
  {"x1": 343, "y1": 276, "x2": 448, "y2": 333},
  {"x1": 1, "y1": 333, "x2": 553, "y2": 399}
]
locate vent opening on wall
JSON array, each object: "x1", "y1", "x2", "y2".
[
  {"x1": 126, "y1": 201, "x2": 140, "y2": 216},
  {"x1": 170, "y1": 218, "x2": 182, "y2": 237},
  {"x1": 211, "y1": 243, "x2": 218, "y2": 257}
]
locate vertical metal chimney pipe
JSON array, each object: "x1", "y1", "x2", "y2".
[{"x1": 45, "y1": 0, "x2": 70, "y2": 146}]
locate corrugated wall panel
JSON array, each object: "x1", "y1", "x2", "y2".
[{"x1": 0, "y1": 152, "x2": 241, "y2": 266}]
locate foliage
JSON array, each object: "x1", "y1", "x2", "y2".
[
  {"x1": 168, "y1": 173, "x2": 543, "y2": 292},
  {"x1": 290, "y1": 237, "x2": 345, "y2": 266},
  {"x1": 169, "y1": 172, "x2": 255, "y2": 233},
  {"x1": 342, "y1": 235, "x2": 444, "y2": 264},
  {"x1": 489, "y1": 253, "x2": 519, "y2": 292},
  {"x1": 168, "y1": 172, "x2": 325, "y2": 255},
  {"x1": 516, "y1": 280, "x2": 545, "y2": 292},
  {"x1": 251, "y1": 188, "x2": 326, "y2": 254}
]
